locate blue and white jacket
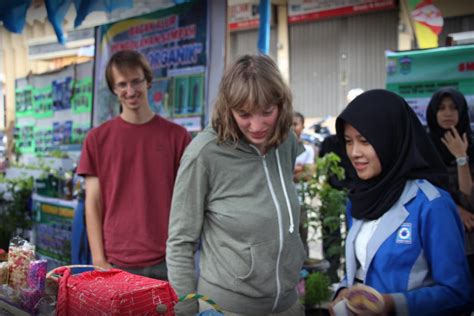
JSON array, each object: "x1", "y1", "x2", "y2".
[{"x1": 339, "y1": 179, "x2": 473, "y2": 315}]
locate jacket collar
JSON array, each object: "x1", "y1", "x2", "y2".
[{"x1": 345, "y1": 180, "x2": 419, "y2": 286}]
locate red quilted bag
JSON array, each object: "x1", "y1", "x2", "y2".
[{"x1": 50, "y1": 266, "x2": 178, "y2": 315}]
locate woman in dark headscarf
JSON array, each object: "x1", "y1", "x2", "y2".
[
  {"x1": 426, "y1": 87, "x2": 474, "y2": 281},
  {"x1": 330, "y1": 90, "x2": 472, "y2": 316},
  {"x1": 427, "y1": 88, "x2": 474, "y2": 166}
]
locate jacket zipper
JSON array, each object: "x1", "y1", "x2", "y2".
[{"x1": 262, "y1": 156, "x2": 284, "y2": 312}]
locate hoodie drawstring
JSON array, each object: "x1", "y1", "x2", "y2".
[{"x1": 276, "y1": 149, "x2": 295, "y2": 233}]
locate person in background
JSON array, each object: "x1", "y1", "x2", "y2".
[
  {"x1": 292, "y1": 111, "x2": 315, "y2": 256},
  {"x1": 167, "y1": 54, "x2": 306, "y2": 316},
  {"x1": 293, "y1": 112, "x2": 316, "y2": 182},
  {"x1": 330, "y1": 89, "x2": 472, "y2": 316},
  {"x1": 77, "y1": 50, "x2": 191, "y2": 279},
  {"x1": 426, "y1": 87, "x2": 474, "y2": 287},
  {"x1": 319, "y1": 88, "x2": 364, "y2": 191},
  {"x1": 71, "y1": 165, "x2": 91, "y2": 266}
]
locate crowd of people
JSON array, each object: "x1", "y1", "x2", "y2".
[{"x1": 78, "y1": 50, "x2": 473, "y2": 315}]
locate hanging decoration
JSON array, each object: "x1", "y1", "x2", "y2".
[
  {"x1": 3, "y1": 0, "x2": 195, "y2": 44},
  {"x1": 408, "y1": 0, "x2": 444, "y2": 49},
  {"x1": 44, "y1": 0, "x2": 74, "y2": 44},
  {"x1": 45, "y1": 0, "x2": 133, "y2": 44},
  {"x1": 1, "y1": 0, "x2": 193, "y2": 44},
  {"x1": 0, "y1": 0, "x2": 32, "y2": 33}
]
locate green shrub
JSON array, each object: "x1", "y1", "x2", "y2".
[
  {"x1": 298, "y1": 152, "x2": 348, "y2": 282},
  {"x1": 305, "y1": 271, "x2": 332, "y2": 307}
]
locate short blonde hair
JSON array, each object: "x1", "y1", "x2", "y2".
[{"x1": 212, "y1": 54, "x2": 293, "y2": 148}]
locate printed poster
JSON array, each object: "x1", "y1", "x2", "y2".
[
  {"x1": 94, "y1": 0, "x2": 208, "y2": 131},
  {"x1": 14, "y1": 62, "x2": 93, "y2": 155}
]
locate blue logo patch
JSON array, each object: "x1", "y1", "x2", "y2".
[{"x1": 396, "y1": 223, "x2": 412, "y2": 244}]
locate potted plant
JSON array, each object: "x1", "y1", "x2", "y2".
[
  {"x1": 304, "y1": 271, "x2": 332, "y2": 316},
  {"x1": 297, "y1": 152, "x2": 348, "y2": 312}
]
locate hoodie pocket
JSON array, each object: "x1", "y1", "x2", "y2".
[
  {"x1": 233, "y1": 239, "x2": 279, "y2": 298},
  {"x1": 280, "y1": 233, "x2": 306, "y2": 292}
]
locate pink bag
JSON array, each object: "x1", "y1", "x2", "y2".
[{"x1": 50, "y1": 266, "x2": 178, "y2": 315}]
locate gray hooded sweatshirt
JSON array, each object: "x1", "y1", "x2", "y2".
[{"x1": 167, "y1": 126, "x2": 306, "y2": 315}]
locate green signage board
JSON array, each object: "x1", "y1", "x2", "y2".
[
  {"x1": 386, "y1": 44, "x2": 474, "y2": 124},
  {"x1": 31, "y1": 194, "x2": 75, "y2": 264}
]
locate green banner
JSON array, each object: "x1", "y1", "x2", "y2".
[
  {"x1": 386, "y1": 45, "x2": 474, "y2": 124},
  {"x1": 31, "y1": 194, "x2": 75, "y2": 264}
]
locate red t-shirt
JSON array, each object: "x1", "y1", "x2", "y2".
[{"x1": 77, "y1": 115, "x2": 191, "y2": 267}]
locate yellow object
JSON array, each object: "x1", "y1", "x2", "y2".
[
  {"x1": 414, "y1": 22, "x2": 439, "y2": 48},
  {"x1": 179, "y1": 293, "x2": 223, "y2": 312}
]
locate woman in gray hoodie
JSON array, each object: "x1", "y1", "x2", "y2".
[{"x1": 167, "y1": 54, "x2": 306, "y2": 316}]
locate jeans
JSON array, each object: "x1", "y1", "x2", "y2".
[{"x1": 115, "y1": 260, "x2": 168, "y2": 280}]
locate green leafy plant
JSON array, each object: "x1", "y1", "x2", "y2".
[
  {"x1": 0, "y1": 176, "x2": 34, "y2": 250},
  {"x1": 305, "y1": 271, "x2": 332, "y2": 308},
  {"x1": 299, "y1": 152, "x2": 348, "y2": 283}
]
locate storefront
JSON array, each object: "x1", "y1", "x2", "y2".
[
  {"x1": 228, "y1": 0, "x2": 398, "y2": 117},
  {"x1": 227, "y1": 0, "x2": 474, "y2": 118}
]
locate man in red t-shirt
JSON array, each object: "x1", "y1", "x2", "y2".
[{"x1": 77, "y1": 50, "x2": 191, "y2": 279}]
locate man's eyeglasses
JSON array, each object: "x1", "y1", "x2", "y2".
[{"x1": 114, "y1": 78, "x2": 147, "y2": 92}]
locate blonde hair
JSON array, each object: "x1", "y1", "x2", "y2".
[{"x1": 212, "y1": 54, "x2": 293, "y2": 148}]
